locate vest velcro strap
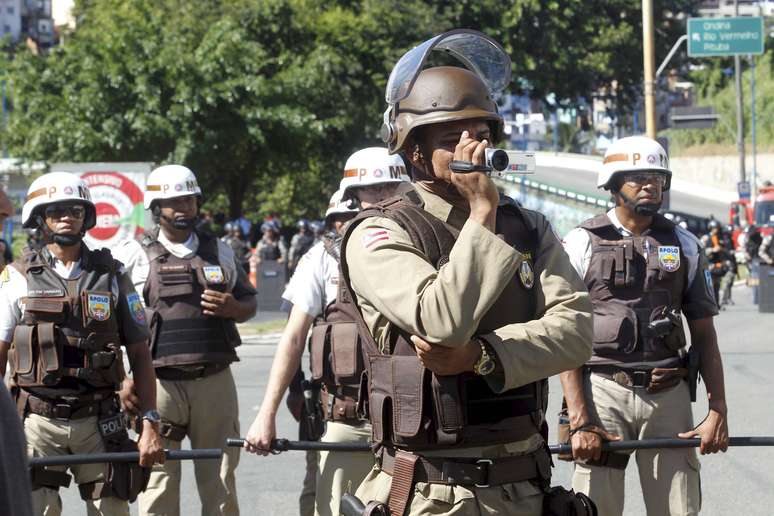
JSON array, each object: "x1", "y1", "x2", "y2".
[
  {"x1": 155, "y1": 318, "x2": 233, "y2": 358},
  {"x1": 30, "y1": 467, "x2": 72, "y2": 490},
  {"x1": 379, "y1": 446, "x2": 551, "y2": 488},
  {"x1": 387, "y1": 450, "x2": 418, "y2": 516},
  {"x1": 37, "y1": 322, "x2": 60, "y2": 374}
]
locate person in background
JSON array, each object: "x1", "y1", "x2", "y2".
[
  {"x1": 0, "y1": 238, "x2": 12, "y2": 273},
  {"x1": 256, "y1": 220, "x2": 287, "y2": 264},
  {"x1": 288, "y1": 219, "x2": 315, "y2": 276}
]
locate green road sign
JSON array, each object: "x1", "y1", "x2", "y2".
[{"x1": 687, "y1": 17, "x2": 765, "y2": 57}]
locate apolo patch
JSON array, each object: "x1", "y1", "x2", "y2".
[
  {"x1": 203, "y1": 266, "x2": 225, "y2": 284},
  {"x1": 127, "y1": 292, "x2": 146, "y2": 325},
  {"x1": 657, "y1": 246, "x2": 680, "y2": 272},
  {"x1": 87, "y1": 293, "x2": 111, "y2": 321}
]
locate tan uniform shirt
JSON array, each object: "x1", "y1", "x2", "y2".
[{"x1": 345, "y1": 184, "x2": 593, "y2": 456}]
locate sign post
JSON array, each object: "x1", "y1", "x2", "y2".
[{"x1": 687, "y1": 17, "x2": 765, "y2": 57}]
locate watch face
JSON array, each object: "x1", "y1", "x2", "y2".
[
  {"x1": 478, "y1": 359, "x2": 496, "y2": 376},
  {"x1": 143, "y1": 410, "x2": 161, "y2": 422}
]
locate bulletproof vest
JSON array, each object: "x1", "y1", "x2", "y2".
[
  {"x1": 340, "y1": 185, "x2": 548, "y2": 450},
  {"x1": 8, "y1": 246, "x2": 124, "y2": 397},
  {"x1": 581, "y1": 213, "x2": 688, "y2": 368},
  {"x1": 141, "y1": 228, "x2": 240, "y2": 368},
  {"x1": 258, "y1": 240, "x2": 281, "y2": 261},
  {"x1": 309, "y1": 234, "x2": 364, "y2": 414}
]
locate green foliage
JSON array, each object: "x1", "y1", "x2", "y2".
[
  {"x1": 664, "y1": 46, "x2": 774, "y2": 154},
  {"x1": 1, "y1": 0, "x2": 699, "y2": 221}
]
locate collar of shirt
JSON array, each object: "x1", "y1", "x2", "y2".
[
  {"x1": 414, "y1": 184, "x2": 469, "y2": 230},
  {"x1": 158, "y1": 230, "x2": 199, "y2": 259},
  {"x1": 606, "y1": 208, "x2": 634, "y2": 237}
]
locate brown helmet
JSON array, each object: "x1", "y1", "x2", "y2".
[{"x1": 385, "y1": 66, "x2": 504, "y2": 155}]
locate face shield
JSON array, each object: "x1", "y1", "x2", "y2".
[{"x1": 382, "y1": 30, "x2": 511, "y2": 145}]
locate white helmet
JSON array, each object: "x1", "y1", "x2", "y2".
[
  {"x1": 598, "y1": 136, "x2": 671, "y2": 191},
  {"x1": 144, "y1": 165, "x2": 202, "y2": 210},
  {"x1": 22, "y1": 172, "x2": 96, "y2": 229},
  {"x1": 324, "y1": 189, "x2": 358, "y2": 220},
  {"x1": 339, "y1": 147, "x2": 409, "y2": 199}
]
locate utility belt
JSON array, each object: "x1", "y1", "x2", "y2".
[
  {"x1": 15, "y1": 388, "x2": 116, "y2": 421},
  {"x1": 155, "y1": 362, "x2": 229, "y2": 381},
  {"x1": 587, "y1": 365, "x2": 687, "y2": 393},
  {"x1": 376, "y1": 446, "x2": 551, "y2": 516}
]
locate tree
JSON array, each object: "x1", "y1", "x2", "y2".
[{"x1": 1, "y1": 0, "x2": 700, "y2": 220}]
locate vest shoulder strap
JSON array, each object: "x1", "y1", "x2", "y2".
[
  {"x1": 196, "y1": 230, "x2": 220, "y2": 263},
  {"x1": 322, "y1": 235, "x2": 341, "y2": 263},
  {"x1": 139, "y1": 228, "x2": 168, "y2": 262}
]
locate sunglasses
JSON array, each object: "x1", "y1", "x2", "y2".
[
  {"x1": 44, "y1": 204, "x2": 86, "y2": 220},
  {"x1": 622, "y1": 173, "x2": 667, "y2": 187}
]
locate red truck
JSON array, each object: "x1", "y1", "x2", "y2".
[{"x1": 729, "y1": 185, "x2": 774, "y2": 248}]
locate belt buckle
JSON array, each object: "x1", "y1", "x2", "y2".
[
  {"x1": 52, "y1": 403, "x2": 72, "y2": 420},
  {"x1": 631, "y1": 371, "x2": 649, "y2": 388},
  {"x1": 475, "y1": 459, "x2": 493, "y2": 488}
]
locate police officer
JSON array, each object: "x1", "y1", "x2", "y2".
[
  {"x1": 255, "y1": 220, "x2": 287, "y2": 264},
  {"x1": 341, "y1": 31, "x2": 593, "y2": 515},
  {"x1": 561, "y1": 136, "x2": 729, "y2": 516},
  {"x1": 702, "y1": 220, "x2": 730, "y2": 305},
  {"x1": 0, "y1": 171, "x2": 164, "y2": 516},
  {"x1": 288, "y1": 219, "x2": 315, "y2": 276},
  {"x1": 115, "y1": 165, "x2": 257, "y2": 516},
  {"x1": 759, "y1": 230, "x2": 774, "y2": 266},
  {"x1": 245, "y1": 149, "x2": 410, "y2": 516}
]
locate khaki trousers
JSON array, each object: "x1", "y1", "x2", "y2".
[
  {"x1": 138, "y1": 367, "x2": 240, "y2": 516},
  {"x1": 24, "y1": 413, "x2": 129, "y2": 516},
  {"x1": 572, "y1": 373, "x2": 701, "y2": 516},
  {"x1": 300, "y1": 450, "x2": 317, "y2": 516},
  {"x1": 314, "y1": 421, "x2": 374, "y2": 516}
]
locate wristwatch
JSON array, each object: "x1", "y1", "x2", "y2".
[
  {"x1": 472, "y1": 338, "x2": 496, "y2": 376},
  {"x1": 142, "y1": 410, "x2": 161, "y2": 424}
]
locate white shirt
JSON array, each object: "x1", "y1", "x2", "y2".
[
  {"x1": 282, "y1": 240, "x2": 339, "y2": 318},
  {"x1": 562, "y1": 208, "x2": 702, "y2": 286},
  {"x1": 0, "y1": 255, "x2": 121, "y2": 343},
  {"x1": 113, "y1": 230, "x2": 240, "y2": 305}
]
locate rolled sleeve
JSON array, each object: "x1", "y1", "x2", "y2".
[
  {"x1": 347, "y1": 216, "x2": 521, "y2": 346},
  {"x1": 482, "y1": 218, "x2": 593, "y2": 392},
  {"x1": 282, "y1": 244, "x2": 325, "y2": 318},
  {"x1": 0, "y1": 267, "x2": 25, "y2": 342}
]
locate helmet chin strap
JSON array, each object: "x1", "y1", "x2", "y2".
[
  {"x1": 152, "y1": 205, "x2": 198, "y2": 231},
  {"x1": 617, "y1": 189, "x2": 662, "y2": 217},
  {"x1": 35, "y1": 215, "x2": 83, "y2": 247}
]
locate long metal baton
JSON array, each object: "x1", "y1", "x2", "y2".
[
  {"x1": 228, "y1": 436, "x2": 774, "y2": 454},
  {"x1": 226, "y1": 438, "x2": 371, "y2": 452},
  {"x1": 28, "y1": 448, "x2": 223, "y2": 468}
]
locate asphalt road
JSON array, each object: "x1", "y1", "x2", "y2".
[
  {"x1": 533, "y1": 165, "x2": 728, "y2": 219},
  {"x1": 54, "y1": 283, "x2": 773, "y2": 515}
]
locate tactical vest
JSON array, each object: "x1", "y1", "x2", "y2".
[
  {"x1": 8, "y1": 246, "x2": 124, "y2": 397},
  {"x1": 309, "y1": 234, "x2": 364, "y2": 422},
  {"x1": 581, "y1": 213, "x2": 688, "y2": 368},
  {"x1": 340, "y1": 186, "x2": 548, "y2": 450},
  {"x1": 141, "y1": 229, "x2": 241, "y2": 368}
]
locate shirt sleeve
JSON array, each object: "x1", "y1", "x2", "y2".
[
  {"x1": 113, "y1": 239, "x2": 149, "y2": 301},
  {"x1": 231, "y1": 257, "x2": 258, "y2": 299},
  {"x1": 346, "y1": 215, "x2": 522, "y2": 346},
  {"x1": 480, "y1": 215, "x2": 593, "y2": 392},
  {"x1": 682, "y1": 250, "x2": 720, "y2": 320},
  {"x1": 0, "y1": 266, "x2": 26, "y2": 343},
  {"x1": 115, "y1": 271, "x2": 151, "y2": 346},
  {"x1": 282, "y1": 244, "x2": 324, "y2": 318},
  {"x1": 561, "y1": 227, "x2": 592, "y2": 280}
]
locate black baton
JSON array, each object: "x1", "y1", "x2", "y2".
[
  {"x1": 340, "y1": 493, "x2": 366, "y2": 516},
  {"x1": 28, "y1": 448, "x2": 223, "y2": 467},
  {"x1": 229, "y1": 436, "x2": 774, "y2": 454}
]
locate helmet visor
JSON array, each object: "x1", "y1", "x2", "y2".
[{"x1": 385, "y1": 29, "x2": 511, "y2": 105}]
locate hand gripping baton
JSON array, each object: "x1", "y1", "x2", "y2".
[
  {"x1": 28, "y1": 448, "x2": 223, "y2": 468},
  {"x1": 228, "y1": 436, "x2": 774, "y2": 454}
]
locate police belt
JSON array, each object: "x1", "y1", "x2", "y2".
[
  {"x1": 377, "y1": 446, "x2": 550, "y2": 488},
  {"x1": 22, "y1": 390, "x2": 116, "y2": 420},
  {"x1": 326, "y1": 393, "x2": 359, "y2": 423},
  {"x1": 588, "y1": 365, "x2": 687, "y2": 391},
  {"x1": 155, "y1": 362, "x2": 229, "y2": 381}
]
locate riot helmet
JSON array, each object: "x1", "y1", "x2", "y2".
[{"x1": 22, "y1": 172, "x2": 96, "y2": 246}]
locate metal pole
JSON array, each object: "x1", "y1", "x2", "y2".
[
  {"x1": 642, "y1": 0, "x2": 657, "y2": 138},
  {"x1": 1, "y1": 79, "x2": 7, "y2": 158},
  {"x1": 655, "y1": 35, "x2": 688, "y2": 80},
  {"x1": 28, "y1": 448, "x2": 223, "y2": 468},
  {"x1": 750, "y1": 54, "x2": 757, "y2": 199},
  {"x1": 734, "y1": 0, "x2": 746, "y2": 184},
  {"x1": 227, "y1": 436, "x2": 774, "y2": 454}
]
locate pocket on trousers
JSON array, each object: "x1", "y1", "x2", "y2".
[{"x1": 411, "y1": 482, "x2": 475, "y2": 513}]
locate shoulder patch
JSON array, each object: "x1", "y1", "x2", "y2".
[
  {"x1": 126, "y1": 292, "x2": 146, "y2": 325},
  {"x1": 362, "y1": 229, "x2": 390, "y2": 249}
]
